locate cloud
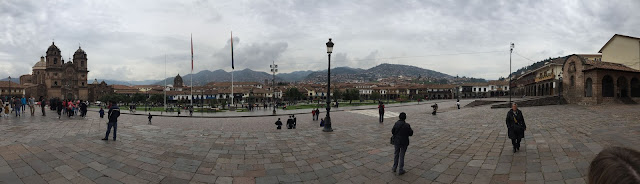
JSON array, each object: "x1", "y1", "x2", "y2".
[
  {"x1": 0, "y1": 0, "x2": 638, "y2": 81},
  {"x1": 212, "y1": 37, "x2": 288, "y2": 71}
]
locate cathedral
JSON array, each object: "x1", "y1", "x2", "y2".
[{"x1": 21, "y1": 42, "x2": 89, "y2": 100}]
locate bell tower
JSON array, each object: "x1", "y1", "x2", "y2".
[
  {"x1": 46, "y1": 42, "x2": 62, "y2": 68},
  {"x1": 73, "y1": 46, "x2": 88, "y2": 71}
]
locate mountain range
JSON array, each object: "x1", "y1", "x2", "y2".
[{"x1": 81, "y1": 63, "x2": 457, "y2": 86}]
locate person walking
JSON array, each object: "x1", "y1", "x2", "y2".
[
  {"x1": 102, "y1": 101, "x2": 120, "y2": 141},
  {"x1": 506, "y1": 103, "x2": 526, "y2": 153},
  {"x1": 311, "y1": 109, "x2": 316, "y2": 121},
  {"x1": 99, "y1": 107, "x2": 105, "y2": 118},
  {"x1": 14, "y1": 97, "x2": 21, "y2": 117},
  {"x1": 28, "y1": 97, "x2": 35, "y2": 116},
  {"x1": 315, "y1": 109, "x2": 320, "y2": 120},
  {"x1": 40, "y1": 96, "x2": 46, "y2": 116},
  {"x1": 57, "y1": 100, "x2": 63, "y2": 119},
  {"x1": 391, "y1": 112, "x2": 413, "y2": 175},
  {"x1": 148, "y1": 113, "x2": 152, "y2": 125},
  {"x1": 456, "y1": 99, "x2": 460, "y2": 109},
  {"x1": 21, "y1": 96, "x2": 26, "y2": 113},
  {"x1": 275, "y1": 118, "x2": 282, "y2": 129},
  {"x1": 378, "y1": 101, "x2": 385, "y2": 123},
  {"x1": 80, "y1": 101, "x2": 87, "y2": 117}
]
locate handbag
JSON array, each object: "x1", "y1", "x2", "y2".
[{"x1": 512, "y1": 112, "x2": 524, "y2": 132}]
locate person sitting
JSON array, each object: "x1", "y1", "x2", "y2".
[
  {"x1": 275, "y1": 118, "x2": 283, "y2": 129},
  {"x1": 286, "y1": 115, "x2": 294, "y2": 129}
]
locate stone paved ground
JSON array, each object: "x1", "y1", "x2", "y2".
[{"x1": 0, "y1": 101, "x2": 639, "y2": 184}]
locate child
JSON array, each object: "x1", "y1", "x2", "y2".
[
  {"x1": 320, "y1": 118, "x2": 325, "y2": 127},
  {"x1": 3, "y1": 105, "x2": 9, "y2": 117},
  {"x1": 148, "y1": 113, "x2": 152, "y2": 125},
  {"x1": 99, "y1": 108, "x2": 105, "y2": 118},
  {"x1": 275, "y1": 118, "x2": 282, "y2": 129}
]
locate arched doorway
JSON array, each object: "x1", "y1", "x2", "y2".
[
  {"x1": 602, "y1": 75, "x2": 614, "y2": 97},
  {"x1": 617, "y1": 77, "x2": 628, "y2": 97},
  {"x1": 585, "y1": 78, "x2": 592, "y2": 97},
  {"x1": 631, "y1": 78, "x2": 640, "y2": 97},
  {"x1": 66, "y1": 93, "x2": 74, "y2": 100}
]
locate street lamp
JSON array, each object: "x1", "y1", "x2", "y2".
[
  {"x1": 323, "y1": 38, "x2": 334, "y2": 132},
  {"x1": 8, "y1": 76, "x2": 12, "y2": 101},
  {"x1": 509, "y1": 43, "x2": 514, "y2": 105},
  {"x1": 270, "y1": 61, "x2": 278, "y2": 114},
  {"x1": 558, "y1": 74, "x2": 563, "y2": 104}
]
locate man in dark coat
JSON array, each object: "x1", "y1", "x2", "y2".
[
  {"x1": 103, "y1": 101, "x2": 120, "y2": 141},
  {"x1": 506, "y1": 103, "x2": 526, "y2": 153},
  {"x1": 391, "y1": 112, "x2": 413, "y2": 175},
  {"x1": 286, "y1": 115, "x2": 294, "y2": 129},
  {"x1": 378, "y1": 102, "x2": 385, "y2": 123}
]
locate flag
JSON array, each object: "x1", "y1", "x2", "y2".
[
  {"x1": 231, "y1": 31, "x2": 234, "y2": 70},
  {"x1": 191, "y1": 34, "x2": 193, "y2": 71}
]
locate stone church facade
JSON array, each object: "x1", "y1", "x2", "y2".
[{"x1": 21, "y1": 42, "x2": 89, "y2": 100}]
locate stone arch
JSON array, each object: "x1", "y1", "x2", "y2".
[
  {"x1": 617, "y1": 76, "x2": 628, "y2": 97},
  {"x1": 585, "y1": 78, "x2": 592, "y2": 97},
  {"x1": 631, "y1": 77, "x2": 640, "y2": 97},
  {"x1": 602, "y1": 75, "x2": 614, "y2": 97}
]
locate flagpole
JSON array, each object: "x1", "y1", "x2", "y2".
[
  {"x1": 190, "y1": 34, "x2": 194, "y2": 108},
  {"x1": 230, "y1": 31, "x2": 235, "y2": 108},
  {"x1": 164, "y1": 55, "x2": 167, "y2": 113}
]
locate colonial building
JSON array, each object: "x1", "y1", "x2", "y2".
[
  {"x1": 20, "y1": 42, "x2": 89, "y2": 100},
  {"x1": 561, "y1": 54, "x2": 640, "y2": 104},
  {"x1": 598, "y1": 34, "x2": 640, "y2": 70}
]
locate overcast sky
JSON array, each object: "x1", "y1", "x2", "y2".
[{"x1": 1, "y1": 0, "x2": 638, "y2": 81}]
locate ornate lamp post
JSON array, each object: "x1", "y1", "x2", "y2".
[{"x1": 323, "y1": 38, "x2": 334, "y2": 132}]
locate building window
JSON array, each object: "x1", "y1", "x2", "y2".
[
  {"x1": 54, "y1": 58, "x2": 58, "y2": 64},
  {"x1": 54, "y1": 81, "x2": 58, "y2": 86}
]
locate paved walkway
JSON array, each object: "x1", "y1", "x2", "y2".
[{"x1": 1, "y1": 102, "x2": 638, "y2": 183}]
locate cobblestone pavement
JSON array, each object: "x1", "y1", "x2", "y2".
[{"x1": 0, "y1": 102, "x2": 638, "y2": 184}]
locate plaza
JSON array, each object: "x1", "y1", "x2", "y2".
[{"x1": 0, "y1": 100, "x2": 639, "y2": 184}]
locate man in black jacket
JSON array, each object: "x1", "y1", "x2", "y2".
[
  {"x1": 391, "y1": 112, "x2": 413, "y2": 175},
  {"x1": 506, "y1": 103, "x2": 526, "y2": 153},
  {"x1": 102, "y1": 101, "x2": 120, "y2": 141}
]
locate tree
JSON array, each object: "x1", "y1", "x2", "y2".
[
  {"x1": 332, "y1": 89, "x2": 342, "y2": 101},
  {"x1": 343, "y1": 89, "x2": 360, "y2": 104},
  {"x1": 371, "y1": 91, "x2": 381, "y2": 101},
  {"x1": 132, "y1": 93, "x2": 146, "y2": 104},
  {"x1": 285, "y1": 88, "x2": 303, "y2": 102},
  {"x1": 149, "y1": 94, "x2": 164, "y2": 104}
]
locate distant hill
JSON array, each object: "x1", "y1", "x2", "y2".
[
  {"x1": 87, "y1": 79, "x2": 160, "y2": 86},
  {"x1": 0, "y1": 78, "x2": 20, "y2": 84},
  {"x1": 154, "y1": 69, "x2": 284, "y2": 86},
  {"x1": 276, "y1": 70, "x2": 314, "y2": 82},
  {"x1": 304, "y1": 64, "x2": 452, "y2": 82}
]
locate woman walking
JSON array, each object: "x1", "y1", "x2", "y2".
[{"x1": 506, "y1": 103, "x2": 526, "y2": 153}]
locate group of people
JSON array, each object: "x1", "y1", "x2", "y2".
[
  {"x1": 51, "y1": 99, "x2": 88, "y2": 119},
  {"x1": 0, "y1": 96, "x2": 39, "y2": 117},
  {"x1": 274, "y1": 114, "x2": 298, "y2": 129}
]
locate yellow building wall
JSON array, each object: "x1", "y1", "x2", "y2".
[{"x1": 601, "y1": 36, "x2": 640, "y2": 70}]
